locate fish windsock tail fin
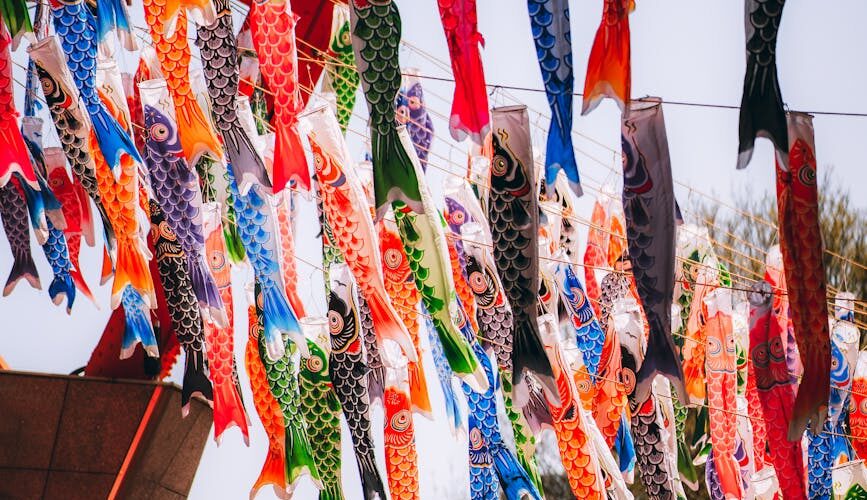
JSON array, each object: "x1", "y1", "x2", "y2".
[
  {"x1": 492, "y1": 444, "x2": 542, "y2": 500},
  {"x1": 187, "y1": 254, "x2": 227, "y2": 327},
  {"x1": 512, "y1": 320, "x2": 557, "y2": 403},
  {"x1": 3, "y1": 245, "x2": 40, "y2": 296},
  {"x1": 367, "y1": 366, "x2": 385, "y2": 408},
  {"x1": 370, "y1": 127, "x2": 423, "y2": 220},
  {"x1": 120, "y1": 287, "x2": 158, "y2": 359},
  {"x1": 737, "y1": 63, "x2": 788, "y2": 170},
  {"x1": 94, "y1": 0, "x2": 137, "y2": 51},
  {"x1": 48, "y1": 273, "x2": 76, "y2": 313},
  {"x1": 285, "y1": 422, "x2": 320, "y2": 488},
  {"x1": 100, "y1": 242, "x2": 114, "y2": 285},
  {"x1": 789, "y1": 356, "x2": 830, "y2": 440},
  {"x1": 364, "y1": 290, "x2": 418, "y2": 363},
  {"x1": 223, "y1": 125, "x2": 270, "y2": 195},
  {"x1": 176, "y1": 99, "x2": 223, "y2": 167},
  {"x1": 582, "y1": 14, "x2": 630, "y2": 116},
  {"x1": 212, "y1": 370, "x2": 251, "y2": 446},
  {"x1": 0, "y1": 124, "x2": 39, "y2": 191},
  {"x1": 712, "y1": 451, "x2": 744, "y2": 500},
  {"x1": 635, "y1": 323, "x2": 687, "y2": 405},
  {"x1": 441, "y1": 375, "x2": 463, "y2": 437},
  {"x1": 180, "y1": 345, "x2": 214, "y2": 416},
  {"x1": 357, "y1": 454, "x2": 388, "y2": 500},
  {"x1": 20, "y1": 182, "x2": 48, "y2": 244},
  {"x1": 250, "y1": 444, "x2": 289, "y2": 500},
  {"x1": 407, "y1": 359, "x2": 433, "y2": 419},
  {"x1": 112, "y1": 235, "x2": 154, "y2": 309},
  {"x1": 261, "y1": 283, "x2": 305, "y2": 361},
  {"x1": 90, "y1": 103, "x2": 143, "y2": 171},
  {"x1": 545, "y1": 98, "x2": 582, "y2": 197},
  {"x1": 271, "y1": 123, "x2": 310, "y2": 193},
  {"x1": 446, "y1": 42, "x2": 490, "y2": 145},
  {"x1": 69, "y1": 261, "x2": 96, "y2": 305}
]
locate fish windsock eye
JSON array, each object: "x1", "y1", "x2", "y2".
[
  {"x1": 383, "y1": 248, "x2": 402, "y2": 269},
  {"x1": 306, "y1": 355, "x2": 323, "y2": 373},
  {"x1": 150, "y1": 123, "x2": 170, "y2": 142},
  {"x1": 328, "y1": 310, "x2": 344, "y2": 334},
  {"x1": 469, "y1": 271, "x2": 486, "y2": 294},
  {"x1": 451, "y1": 210, "x2": 465, "y2": 225},
  {"x1": 408, "y1": 96, "x2": 421, "y2": 110},
  {"x1": 209, "y1": 251, "x2": 226, "y2": 271},
  {"x1": 396, "y1": 106, "x2": 409, "y2": 124},
  {"x1": 159, "y1": 221, "x2": 176, "y2": 240},
  {"x1": 492, "y1": 155, "x2": 508, "y2": 176},
  {"x1": 390, "y1": 409, "x2": 411, "y2": 432}
]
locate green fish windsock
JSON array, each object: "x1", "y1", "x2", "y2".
[
  {"x1": 297, "y1": 319, "x2": 344, "y2": 500},
  {"x1": 350, "y1": 0, "x2": 423, "y2": 220},
  {"x1": 255, "y1": 285, "x2": 321, "y2": 489},
  {"x1": 325, "y1": 3, "x2": 359, "y2": 132},
  {"x1": 390, "y1": 129, "x2": 486, "y2": 393}
]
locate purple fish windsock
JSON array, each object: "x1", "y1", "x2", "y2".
[
  {"x1": 139, "y1": 79, "x2": 227, "y2": 328},
  {"x1": 396, "y1": 68, "x2": 433, "y2": 172},
  {"x1": 620, "y1": 97, "x2": 686, "y2": 405},
  {"x1": 0, "y1": 179, "x2": 41, "y2": 295},
  {"x1": 527, "y1": 0, "x2": 581, "y2": 196}
]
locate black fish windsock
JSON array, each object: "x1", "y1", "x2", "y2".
[
  {"x1": 737, "y1": 0, "x2": 787, "y2": 170},
  {"x1": 620, "y1": 97, "x2": 687, "y2": 405},
  {"x1": 488, "y1": 105, "x2": 556, "y2": 403}
]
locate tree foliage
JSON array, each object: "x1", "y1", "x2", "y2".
[{"x1": 692, "y1": 167, "x2": 867, "y2": 334}]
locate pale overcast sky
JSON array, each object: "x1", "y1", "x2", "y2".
[{"x1": 2, "y1": 1, "x2": 866, "y2": 499}]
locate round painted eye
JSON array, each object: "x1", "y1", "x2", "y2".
[
  {"x1": 408, "y1": 96, "x2": 421, "y2": 110},
  {"x1": 798, "y1": 165, "x2": 816, "y2": 186},
  {"x1": 159, "y1": 221, "x2": 176, "y2": 240},
  {"x1": 860, "y1": 399, "x2": 867, "y2": 415},
  {"x1": 306, "y1": 356, "x2": 324, "y2": 373},
  {"x1": 469, "y1": 271, "x2": 487, "y2": 294},
  {"x1": 569, "y1": 288, "x2": 585, "y2": 308},
  {"x1": 831, "y1": 356, "x2": 840, "y2": 371},
  {"x1": 150, "y1": 123, "x2": 170, "y2": 142},
  {"x1": 769, "y1": 337, "x2": 785, "y2": 360},
  {"x1": 313, "y1": 153, "x2": 324, "y2": 171},
  {"x1": 450, "y1": 210, "x2": 466, "y2": 225},
  {"x1": 390, "y1": 410, "x2": 411, "y2": 432},
  {"x1": 752, "y1": 344, "x2": 769, "y2": 367},
  {"x1": 327, "y1": 310, "x2": 344, "y2": 334},
  {"x1": 491, "y1": 155, "x2": 508, "y2": 176},
  {"x1": 469, "y1": 428, "x2": 483, "y2": 450},
  {"x1": 49, "y1": 177, "x2": 62, "y2": 188},
  {"x1": 40, "y1": 77, "x2": 56, "y2": 96},
  {"x1": 256, "y1": 291, "x2": 264, "y2": 309},
  {"x1": 620, "y1": 367, "x2": 636, "y2": 395},
  {"x1": 396, "y1": 106, "x2": 409, "y2": 124},
  {"x1": 576, "y1": 376, "x2": 591, "y2": 395},
  {"x1": 707, "y1": 337, "x2": 721, "y2": 356},
  {"x1": 340, "y1": 31, "x2": 351, "y2": 46},
  {"x1": 383, "y1": 248, "x2": 402, "y2": 269},
  {"x1": 210, "y1": 251, "x2": 226, "y2": 271}
]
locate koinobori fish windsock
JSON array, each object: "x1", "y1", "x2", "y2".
[
  {"x1": 775, "y1": 111, "x2": 831, "y2": 438},
  {"x1": 350, "y1": 0, "x2": 424, "y2": 219},
  {"x1": 324, "y1": 3, "x2": 359, "y2": 132},
  {"x1": 437, "y1": 0, "x2": 490, "y2": 145},
  {"x1": 248, "y1": 0, "x2": 310, "y2": 192},
  {"x1": 582, "y1": 0, "x2": 633, "y2": 115},
  {"x1": 0, "y1": 24, "x2": 39, "y2": 191},
  {"x1": 139, "y1": 79, "x2": 227, "y2": 328},
  {"x1": 196, "y1": 0, "x2": 270, "y2": 193},
  {"x1": 527, "y1": 0, "x2": 582, "y2": 196},
  {"x1": 49, "y1": 0, "x2": 142, "y2": 170},
  {"x1": 142, "y1": 0, "x2": 223, "y2": 167},
  {"x1": 737, "y1": 0, "x2": 788, "y2": 170},
  {"x1": 489, "y1": 105, "x2": 556, "y2": 402},
  {"x1": 327, "y1": 264, "x2": 388, "y2": 500},
  {"x1": 396, "y1": 68, "x2": 434, "y2": 172},
  {"x1": 620, "y1": 98, "x2": 687, "y2": 405},
  {"x1": 303, "y1": 105, "x2": 418, "y2": 365}
]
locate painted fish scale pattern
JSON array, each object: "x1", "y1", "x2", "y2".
[
  {"x1": 0, "y1": 181, "x2": 37, "y2": 289},
  {"x1": 195, "y1": 0, "x2": 243, "y2": 135},
  {"x1": 383, "y1": 387, "x2": 420, "y2": 500},
  {"x1": 465, "y1": 252, "x2": 513, "y2": 372},
  {"x1": 326, "y1": 7, "x2": 359, "y2": 131},
  {"x1": 556, "y1": 262, "x2": 604, "y2": 378},
  {"x1": 462, "y1": 340, "x2": 503, "y2": 499},
  {"x1": 357, "y1": 294, "x2": 384, "y2": 401},
  {"x1": 350, "y1": 2, "x2": 401, "y2": 137},
  {"x1": 327, "y1": 283, "x2": 387, "y2": 499},
  {"x1": 446, "y1": 237, "x2": 478, "y2": 333},
  {"x1": 298, "y1": 342, "x2": 343, "y2": 500},
  {"x1": 245, "y1": 304, "x2": 288, "y2": 495},
  {"x1": 379, "y1": 222, "x2": 420, "y2": 348},
  {"x1": 631, "y1": 396, "x2": 675, "y2": 500}
]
